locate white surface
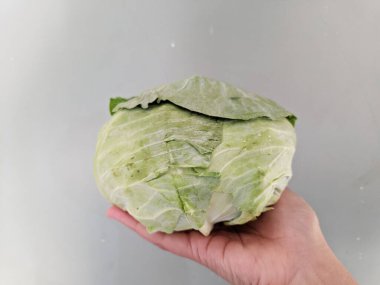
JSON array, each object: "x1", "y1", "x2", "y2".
[{"x1": 1, "y1": 1, "x2": 380, "y2": 284}]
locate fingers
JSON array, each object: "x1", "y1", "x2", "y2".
[
  {"x1": 107, "y1": 206, "x2": 197, "y2": 260},
  {"x1": 107, "y1": 206, "x2": 147, "y2": 237}
]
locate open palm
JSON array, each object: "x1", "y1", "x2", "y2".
[{"x1": 108, "y1": 189, "x2": 353, "y2": 285}]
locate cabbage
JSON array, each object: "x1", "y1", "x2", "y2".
[{"x1": 94, "y1": 76, "x2": 296, "y2": 235}]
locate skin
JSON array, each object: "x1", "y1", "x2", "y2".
[{"x1": 107, "y1": 189, "x2": 357, "y2": 285}]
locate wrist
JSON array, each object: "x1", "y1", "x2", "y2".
[{"x1": 290, "y1": 243, "x2": 357, "y2": 285}]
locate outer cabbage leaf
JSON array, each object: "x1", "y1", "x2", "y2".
[
  {"x1": 199, "y1": 118, "x2": 296, "y2": 234},
  {"x1": 95, "y1": 103, "x2": 223, "y2": 233},
  {"x1": 111, "y1": 76, "x2": 296, "y2": 124}
]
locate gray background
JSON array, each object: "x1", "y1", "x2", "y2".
[{"x1": 1, "y1": 0, "x2": 379, "y2": 284}]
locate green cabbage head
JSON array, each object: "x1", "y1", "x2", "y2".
[{"x1": 94, "y1": 76, "x2": 296, "y2": 235}]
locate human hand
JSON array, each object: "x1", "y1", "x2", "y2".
[{"x1": 107, "y1": 189, "x2": 357, "y2": 285}]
